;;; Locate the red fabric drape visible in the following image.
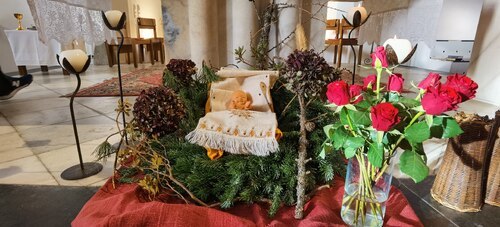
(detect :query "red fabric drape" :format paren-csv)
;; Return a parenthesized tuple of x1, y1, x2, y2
(73, 178, 422, 227)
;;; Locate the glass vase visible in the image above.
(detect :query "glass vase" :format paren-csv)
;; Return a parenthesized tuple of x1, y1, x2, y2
(341, 154, 394, 227)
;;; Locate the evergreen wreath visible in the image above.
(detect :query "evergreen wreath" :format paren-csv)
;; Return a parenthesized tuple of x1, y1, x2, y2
(108, 62, 344, 217)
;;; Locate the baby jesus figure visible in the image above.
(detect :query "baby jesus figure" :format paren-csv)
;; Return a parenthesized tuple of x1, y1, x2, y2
(228, 90, 252, 110)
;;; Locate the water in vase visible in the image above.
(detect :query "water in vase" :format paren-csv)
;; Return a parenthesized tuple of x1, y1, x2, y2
(341, 182, 389, 227)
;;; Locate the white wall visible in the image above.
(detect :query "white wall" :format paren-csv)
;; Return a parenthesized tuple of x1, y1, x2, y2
(467, 0, 500, 107)
(0, 0, 35, 73)
(126, 0, 164, 38)
(435, 0, 483, 41)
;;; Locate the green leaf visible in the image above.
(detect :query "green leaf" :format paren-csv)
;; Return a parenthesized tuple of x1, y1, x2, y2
(355, 100, 372, 110)
(344, 147, 357, 159)
(320, 142, 333, 159)
(430, 117, 444, 138)
(400, 150, 429, 183)
(399, 97, 420, 108)
(388, 92, 400, 103)
(340, 108, 349, 126)
(323, 124, 334, 139)
(368, 143, 384, 168)
(411, 105, 424, 112)
(377, 131, 384, 144)
(350, 111, 372, 127)
(388, 129, 402, 135)
(332, 128, 349, 149)
(340, 108, 371, 129)
(425, 114, 433, 127)
(325, 103, 337, 108)
(344, 104, 357, 111)
(405, 122, 430, 143)
(442, 118, 463, 138)
(430, 117, 464, 139)
(334, 105, 344, 113)
(411, 142, 427, 163)
(343, 137, 365, 150)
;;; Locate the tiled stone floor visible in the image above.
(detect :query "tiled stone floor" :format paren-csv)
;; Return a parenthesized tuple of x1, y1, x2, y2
(0, 63, 498, 226)
(0, 64, 146, 187)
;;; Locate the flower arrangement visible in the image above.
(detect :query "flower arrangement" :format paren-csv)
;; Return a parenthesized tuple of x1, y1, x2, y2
(322, 46, 478, 225)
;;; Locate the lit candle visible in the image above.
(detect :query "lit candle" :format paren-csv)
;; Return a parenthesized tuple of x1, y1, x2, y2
(383, 35, 413, 63)
(104, 10, 123, 28)
(59, 49, 89, 73)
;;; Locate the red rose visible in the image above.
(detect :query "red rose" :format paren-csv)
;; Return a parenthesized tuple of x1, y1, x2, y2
(371, 102, 401, 131)
(418, 72, 441, 90)
(363, 74, 377, 90)
(387, 73, 404, 93)
(349, 84, 364, 104)
(444, 74, 478, 101)
(326, 81, 350, 106)
(422, 85, 462, 115)
(371, 46, 389, 68)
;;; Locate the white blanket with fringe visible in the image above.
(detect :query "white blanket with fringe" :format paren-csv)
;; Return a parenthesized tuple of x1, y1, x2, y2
(185, 110, 279, 156)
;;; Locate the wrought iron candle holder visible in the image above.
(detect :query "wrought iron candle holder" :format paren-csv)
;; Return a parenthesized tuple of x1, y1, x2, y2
(383, 36, 418, 68)
(57, 50, 103, 180)
(343, 7, 371, 85)
(102, 10, 128, 145)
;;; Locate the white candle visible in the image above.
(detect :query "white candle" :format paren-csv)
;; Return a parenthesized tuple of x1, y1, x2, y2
(347, 6, 368, 24)
(59, 49, 88, 73)
(383, 35, 413, 63)
(105, 10, 123, 28)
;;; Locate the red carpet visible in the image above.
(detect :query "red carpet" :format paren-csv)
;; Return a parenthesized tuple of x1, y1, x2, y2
(67, 66, 164, 97)
(73, 177, 422, 227)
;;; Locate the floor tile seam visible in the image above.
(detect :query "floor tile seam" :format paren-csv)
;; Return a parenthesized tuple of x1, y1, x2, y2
(399, 181, 460, 227)
(10, 111, 103, 133)
(0, 153, 36, 164)
(0, 96, 67, 108)
(47, 169, 110, 187)
(75, 101, 121, 123)
(33, 153, 61, 186)
(15, 112, 115, 135)
(0, 113, 37, 157)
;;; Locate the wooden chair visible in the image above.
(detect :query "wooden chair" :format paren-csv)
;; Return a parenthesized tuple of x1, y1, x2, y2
(325, 19, 363, 68)
(104, 24, 140, 68)
(104, 37, 139, 68)
(136, 17, 165, 65)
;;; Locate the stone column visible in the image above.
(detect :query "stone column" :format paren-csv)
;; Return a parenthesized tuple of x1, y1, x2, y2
(276, 0, 299, 59)
(188, 0, 219, 67)
(231, 0, 257, 68)
(308, 0, 329, 52)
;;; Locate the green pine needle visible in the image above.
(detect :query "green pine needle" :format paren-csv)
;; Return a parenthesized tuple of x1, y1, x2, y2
(92, 141, 115, 163)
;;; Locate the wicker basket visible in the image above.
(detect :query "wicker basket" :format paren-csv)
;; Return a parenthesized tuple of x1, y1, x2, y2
(431, 113, 493, 212)
(485, 111, 500, 207)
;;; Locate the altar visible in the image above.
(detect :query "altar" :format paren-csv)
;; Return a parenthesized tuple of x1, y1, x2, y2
(4, 30, 61, 75)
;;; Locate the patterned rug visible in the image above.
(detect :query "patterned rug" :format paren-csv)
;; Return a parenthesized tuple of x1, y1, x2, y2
(67, 66, 164, 97)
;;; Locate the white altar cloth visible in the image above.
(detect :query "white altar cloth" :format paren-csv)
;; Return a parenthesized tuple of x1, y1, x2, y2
(4, 30, 61, 66)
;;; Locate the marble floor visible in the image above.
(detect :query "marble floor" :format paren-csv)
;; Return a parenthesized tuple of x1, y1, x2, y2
(0, 64, 149, 187)
(0, 64, 498, 188)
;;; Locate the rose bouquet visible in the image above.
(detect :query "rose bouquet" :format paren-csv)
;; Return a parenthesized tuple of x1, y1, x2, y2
(322, 46, 478, 226)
